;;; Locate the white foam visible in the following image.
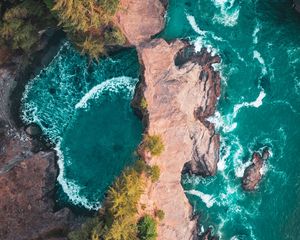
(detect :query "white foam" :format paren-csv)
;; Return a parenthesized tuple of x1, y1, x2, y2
(185, 190, 216, 208)
(55, 142, 101, 210)
(253, 50, 267, 75)
(232, 90, 266, 118)
(75, 76, 137, 109)
(186, 14, 219, 56)
(211, 0, 240, 27)
(252, 22, 261, 44)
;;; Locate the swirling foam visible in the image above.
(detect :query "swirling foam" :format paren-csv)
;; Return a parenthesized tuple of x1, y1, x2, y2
(211, 0, 240, 27)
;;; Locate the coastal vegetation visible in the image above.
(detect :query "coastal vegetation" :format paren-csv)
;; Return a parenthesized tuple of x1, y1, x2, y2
(141, 134, 165, 156)
(0, 0, 125, 61)
(137, 215, 158, 240)
(68, 160, 160, 240)
(140, 97, 148, 110)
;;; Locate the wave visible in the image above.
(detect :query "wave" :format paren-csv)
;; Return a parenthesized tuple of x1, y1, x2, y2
(211, 0, 240, 27)
(185, 190, 216, 208)
(186, 14, 220, 56)
(253, 50, 267, 75)
(252, 21, 261, 44)
(55, 142, 101, 210)
(75, 77, 138, 109)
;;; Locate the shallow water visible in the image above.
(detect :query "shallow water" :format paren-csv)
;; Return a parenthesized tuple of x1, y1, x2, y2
(162, 0, 300, 239)
(22, 43, 142, 209)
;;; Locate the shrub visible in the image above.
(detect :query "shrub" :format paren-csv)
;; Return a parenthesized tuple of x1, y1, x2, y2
(134, 159, 147, 174)
(137, 215, 158, 240)
(155, 209, 165, 221)
(104, 26, 126, 46)
(148, 165, 160, 183)
(140, 97, 148, 110)
(68, 217, 99, 240)
(142, 134, 164, 156)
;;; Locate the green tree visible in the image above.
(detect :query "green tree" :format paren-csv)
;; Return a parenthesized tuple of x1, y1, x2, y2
(142, 134, 165, 156)
(137, 215, 158, 240)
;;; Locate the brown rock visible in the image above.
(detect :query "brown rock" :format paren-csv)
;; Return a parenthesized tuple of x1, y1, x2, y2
(0, 127, 76, 240)
(113, 0, 166, 45)
(134, 39, 220, 240)
(242, 148, 270, 191)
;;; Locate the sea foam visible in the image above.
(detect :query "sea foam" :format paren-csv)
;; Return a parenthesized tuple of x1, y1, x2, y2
(75, 77, 137, 109)
(185, 190, 216, 208)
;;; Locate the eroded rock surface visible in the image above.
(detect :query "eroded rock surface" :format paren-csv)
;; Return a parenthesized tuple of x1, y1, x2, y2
(0, 127, 75, 240)
(133, 39, 220, 240)
(242, 147, 270, 191)
(0, 29, 76, 240)
(114, 0, 166, 45)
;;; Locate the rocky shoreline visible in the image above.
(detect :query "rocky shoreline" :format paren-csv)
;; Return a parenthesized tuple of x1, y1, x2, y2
(116, 0, 220, 238)
(0, 0, 221, 239)
(0, 28, 81, 239)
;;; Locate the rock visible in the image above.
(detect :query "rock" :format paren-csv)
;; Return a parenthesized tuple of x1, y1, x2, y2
(242, 148, 270, 191)
(134, 39, 220, 240)
(113, 0, 166, 45)
(293, 0, 300, 12)
(0, 127, 76, 239)
(25, 123, 42, 137)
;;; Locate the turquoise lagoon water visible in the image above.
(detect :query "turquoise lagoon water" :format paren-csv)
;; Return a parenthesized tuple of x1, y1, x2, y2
(161, 0, 300, 239)
(22, 0, 300, 239)
(22, 43, 142, 209)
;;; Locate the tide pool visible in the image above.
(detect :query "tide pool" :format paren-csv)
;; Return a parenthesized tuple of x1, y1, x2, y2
(22, 43, 142, 209)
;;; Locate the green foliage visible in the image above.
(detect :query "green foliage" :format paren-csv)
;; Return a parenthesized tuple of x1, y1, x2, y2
(69, 167, 145, 240)
(148, 165, 160, 183)
(142, 135, 165, 156)
(140, 97, 148, 110)
(68, 217, 100, 240)
(137, 215, 158, 240)
(0, 0, 55, 53)
(155, 209, 165, 221)
(100, 0, 120, 15)
(104, 26, 126, 46)
(134, 159, 148, 174)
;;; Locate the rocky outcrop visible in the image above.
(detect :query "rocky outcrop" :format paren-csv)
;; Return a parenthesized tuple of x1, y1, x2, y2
(242, 147, 270, 191)
(0, 127, 76, 240)
(0, 29, 78, 239)
(114, 1, 220, 239)
(293, 0, 300, 12)
(133, 39, 220, 240)
(113, 0, 166, 46)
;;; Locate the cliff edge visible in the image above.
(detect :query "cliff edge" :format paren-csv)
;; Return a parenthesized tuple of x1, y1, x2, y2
(115, 1, 220, 239)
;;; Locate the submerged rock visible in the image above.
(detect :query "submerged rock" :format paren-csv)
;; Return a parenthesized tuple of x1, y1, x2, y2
(242, 147, 270, 191)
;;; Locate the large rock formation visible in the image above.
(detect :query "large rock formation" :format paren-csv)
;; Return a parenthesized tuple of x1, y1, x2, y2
(242, 147, 270, 191)
(115, 0, 220, 239)
(133, 39, 220, 240)
(113, 0, 167, 46)
(0, 29, 77, 239)
(0, 126, 76, 240)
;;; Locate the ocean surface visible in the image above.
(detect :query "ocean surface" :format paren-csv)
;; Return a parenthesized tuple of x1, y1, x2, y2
(161, 0, 300, 239)
(21, 0, 300, 239)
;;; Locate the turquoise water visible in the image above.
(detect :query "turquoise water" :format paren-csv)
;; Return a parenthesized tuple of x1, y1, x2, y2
(161, 0, 300, 239)
(22, 43, 142, 209)
(21, 0, 300, 239)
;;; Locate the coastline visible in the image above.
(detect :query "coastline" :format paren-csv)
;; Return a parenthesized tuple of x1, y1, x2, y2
(0, 0, 221, 239)
(115, 0, 221, 238)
